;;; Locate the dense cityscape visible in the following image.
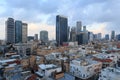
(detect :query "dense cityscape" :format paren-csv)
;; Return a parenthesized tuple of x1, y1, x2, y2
(0, 15, 120, 80)
(0, 0, 120, 80)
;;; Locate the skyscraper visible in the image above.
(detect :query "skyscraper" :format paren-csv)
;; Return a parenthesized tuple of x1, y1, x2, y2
(77, 32, 88, 45)
(6, 18, 28, 44)
(34, 34, 38, 41)
(76, 21, 82, 34)
(116, 34, 120, 41)
(88, 32, 94, 41)
(15, 20, 22, 43)
(105, 34, 109, 40)
(56, 15, 68, 45)
(40, 30, 48, 42)
(27, 36, 34, 41)
(93, 34, 98, 40)
(67, 26, 70, 41)
(5, 18, 15, 44)
(83, 26, 86, 32)
(22, 23, 28, 43)
(97, 33, 102, 40)
(70, 27, 76, 42)
(76, 26, 88, 45)
(111, 30, 115, 40)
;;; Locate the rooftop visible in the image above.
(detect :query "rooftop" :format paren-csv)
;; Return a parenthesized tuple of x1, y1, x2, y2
(93, 57, 113, 63)
(71, 58, 100, 66)
(99, 67, 120, 79)
(26, 74, 37, 80)
(38, 64, 58, 70)
(0, 59, 16, 63)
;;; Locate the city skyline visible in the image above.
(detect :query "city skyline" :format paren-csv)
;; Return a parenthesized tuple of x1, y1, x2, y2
(0, 0, 120, 40)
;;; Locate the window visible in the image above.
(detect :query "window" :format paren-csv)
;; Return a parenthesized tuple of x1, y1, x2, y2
(77, 68, 78, 71)
(83, 74, 85, 78)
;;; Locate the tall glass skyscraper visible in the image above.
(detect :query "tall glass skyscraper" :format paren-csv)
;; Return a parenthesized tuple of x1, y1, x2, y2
(105, 34, 109, 40)
(77, 32, 88, 45)
(111, 30, 115, 40)
(6, 18, 27, 44)
(5, 18, 15, 44)
(15, 20, 22, 43)
(34, 34, 38, 41)
(40, 30, 48, 42)
(56, 15, 68, 45)
(76, 21, 82, 34)
(70, 27, 76, 41)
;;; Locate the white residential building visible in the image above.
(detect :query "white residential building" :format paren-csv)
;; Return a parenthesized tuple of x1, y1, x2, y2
(36, 64, 62, 78)
(98, 67, 120, 80)
(93, 53, 120, 68)
(70, 59, 102, 79)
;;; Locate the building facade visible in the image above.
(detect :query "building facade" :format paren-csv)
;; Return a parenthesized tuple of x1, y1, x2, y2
(40, 30, 48, 42)
(98, 67, 120, 80)
(70, 59, 102, 79)
(56, 15, 68, 45)
(27, 36, 34, 41)
(37, 64, 62, 77)
(5, 18, 15, 44)
(15, 20, 22, 43)
(77, 31, 88, 45)
(76, 21, 82, 34)
(105, 34, 109, 40)
(88, 32, 94, 42)
(70, 27, 76, 42)
(83, 26, 86, 32)
(6, 18, 28, 44)
(111, 30, 115, 40)
(97, 33, 102, 40)
(116, 34, 120, 41)
(34, 34, 38, 41)
(22, 23, 27, 43)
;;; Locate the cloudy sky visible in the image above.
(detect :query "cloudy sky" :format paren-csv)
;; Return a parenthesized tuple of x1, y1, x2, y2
(0, 0, 120, 40)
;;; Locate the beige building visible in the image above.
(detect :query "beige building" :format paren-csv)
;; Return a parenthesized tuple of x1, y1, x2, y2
(21, 58, 29, 69)
(22, 23, 28, 43)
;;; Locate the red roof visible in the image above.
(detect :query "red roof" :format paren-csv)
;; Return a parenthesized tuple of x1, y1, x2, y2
(7, 60, 21, 65)
(117, 44, 120, 48)
(26, 74, 37, 80)
(93, 58, 113, 63)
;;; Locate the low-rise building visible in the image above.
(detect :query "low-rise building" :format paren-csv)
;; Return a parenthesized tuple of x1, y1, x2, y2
(36, 64, 62, 78)
(98, 67, 120, 80)
(93, 53, 119, 68)
(14, 42, 38, 56)
(5, 52, 17, 58)
(21, 58, 29, 69)
(36, 56, 44, 65)
(70, 59, 102, 79)
(45, 52, 62, 61)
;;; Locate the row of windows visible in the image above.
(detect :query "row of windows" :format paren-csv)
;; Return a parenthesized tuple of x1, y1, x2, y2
(70, 66, 90, 78)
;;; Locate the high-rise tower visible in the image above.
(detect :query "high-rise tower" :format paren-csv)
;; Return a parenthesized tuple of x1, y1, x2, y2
(56, 15, 68, 45)
(5, 18, 15, 44)
(15, 20, 22, 43)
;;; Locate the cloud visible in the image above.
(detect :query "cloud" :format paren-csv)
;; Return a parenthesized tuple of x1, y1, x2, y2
(0, 0, 120, 40)
(28, 23, 55, 40)
(87, 22, 108, 36)
(5, 0, 60, 13)
(0, 18, 6, 40)
(0, 0, 61, 23)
